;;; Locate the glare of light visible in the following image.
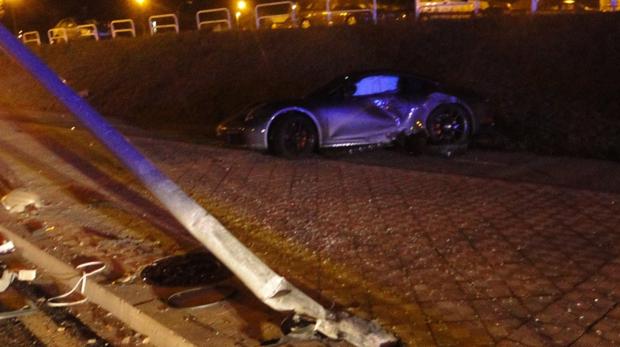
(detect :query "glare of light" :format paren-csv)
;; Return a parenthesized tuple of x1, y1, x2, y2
(235, 11, 241, 19)
(134, 0, 147, 6)
(292, 4, 297, 10)
(563, 0, 574, 3)
(237, 0, 247, 10)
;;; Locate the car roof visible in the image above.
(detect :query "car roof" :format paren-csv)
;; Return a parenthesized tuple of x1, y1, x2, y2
(342, 70, 440, 85)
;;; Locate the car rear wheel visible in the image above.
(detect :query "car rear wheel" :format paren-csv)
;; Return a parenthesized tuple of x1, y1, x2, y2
(269, 114, 317, 159)
(426, 104, 471, 156)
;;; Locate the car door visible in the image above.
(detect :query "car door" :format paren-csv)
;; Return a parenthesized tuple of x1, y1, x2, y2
(322, 74, 404, 143)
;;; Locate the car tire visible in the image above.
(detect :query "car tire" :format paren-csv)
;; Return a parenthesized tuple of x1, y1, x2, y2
(426, 104, 471, 157)
(269, 114, 317, 159)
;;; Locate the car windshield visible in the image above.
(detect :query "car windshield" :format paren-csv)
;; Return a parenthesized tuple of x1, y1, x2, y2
(352, 75, 399, 96)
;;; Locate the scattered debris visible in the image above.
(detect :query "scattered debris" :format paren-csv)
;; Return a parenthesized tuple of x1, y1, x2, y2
(24, 219, 45, 233)
(0, 234, 15, 255)
(0, 299, 38, 320)
(0, 262, 37, 293)
(261, 314, 320, 346)
(47, 261, 106, 307)
(166, 285, 236, 309)
(1, 189, 43, 213)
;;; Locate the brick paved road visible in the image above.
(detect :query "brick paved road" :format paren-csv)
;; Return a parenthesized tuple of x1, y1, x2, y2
(136, 139, 620, 346)
(1, 110, 619, 346)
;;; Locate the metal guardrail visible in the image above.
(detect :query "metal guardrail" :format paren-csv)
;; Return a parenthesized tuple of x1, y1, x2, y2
(21, 31, 41, 46)
(110, 19, 136, 38)
(77, 24, 99, 41)
(255, 1, 297, 29)
(148, 14, 179, 35)
(196, 8, 232, 30)
(47, 28, 68, 44)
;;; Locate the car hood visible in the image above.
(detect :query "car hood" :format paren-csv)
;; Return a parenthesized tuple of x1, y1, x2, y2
(220, 99, 307, 125)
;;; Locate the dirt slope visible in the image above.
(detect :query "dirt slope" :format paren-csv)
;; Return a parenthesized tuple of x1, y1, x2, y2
(1, 14, 619, 159)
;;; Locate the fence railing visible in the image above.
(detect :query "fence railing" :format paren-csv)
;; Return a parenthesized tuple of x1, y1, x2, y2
(148, 14, 179, 35)
(110, 19, 136, 38)
(19, 4, 619, 46)
(196, 8, 233, 30)
(77, 24, 100, 41)
(21, 31, 41, 46)
(255, 1, 297, 29)
(47, 28, 68, 44)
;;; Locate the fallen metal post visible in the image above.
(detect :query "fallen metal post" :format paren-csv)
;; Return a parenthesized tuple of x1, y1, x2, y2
(0, 24, 398, 347)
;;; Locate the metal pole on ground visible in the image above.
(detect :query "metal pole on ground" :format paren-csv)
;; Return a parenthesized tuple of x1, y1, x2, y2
(0, 23, 398, 347)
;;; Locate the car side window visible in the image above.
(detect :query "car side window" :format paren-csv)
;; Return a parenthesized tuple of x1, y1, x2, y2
(352, 75, 400, 97)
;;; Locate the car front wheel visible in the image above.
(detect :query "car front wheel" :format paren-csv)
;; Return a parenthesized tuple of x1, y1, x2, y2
(269, 114, 317, 159)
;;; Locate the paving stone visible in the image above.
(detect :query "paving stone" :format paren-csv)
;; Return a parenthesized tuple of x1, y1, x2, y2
(3, 113, 620, 347)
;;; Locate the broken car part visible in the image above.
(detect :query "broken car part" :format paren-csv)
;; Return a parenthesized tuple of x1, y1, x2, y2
(1, 189, 43, 213)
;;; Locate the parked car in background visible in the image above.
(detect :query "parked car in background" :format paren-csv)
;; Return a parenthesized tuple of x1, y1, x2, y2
(217, 71, 493, 158)
(297, 0, 376, 28)
(48, 18, 110, 42)
(418, 0, 490, 17)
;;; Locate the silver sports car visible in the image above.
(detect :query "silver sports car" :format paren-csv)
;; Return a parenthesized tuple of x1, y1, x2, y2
(217, 71, 493, 158)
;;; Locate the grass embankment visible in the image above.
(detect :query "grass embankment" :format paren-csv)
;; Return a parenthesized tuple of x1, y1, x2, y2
(1, 14, 619, 159)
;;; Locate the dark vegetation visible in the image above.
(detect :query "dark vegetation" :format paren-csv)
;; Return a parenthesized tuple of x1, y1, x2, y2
(1, 13, 619, 160)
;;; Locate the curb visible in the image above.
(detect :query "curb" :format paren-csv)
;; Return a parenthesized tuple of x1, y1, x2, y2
(0, 225, 197, 347)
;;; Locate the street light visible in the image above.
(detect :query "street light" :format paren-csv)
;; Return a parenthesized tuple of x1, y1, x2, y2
(131, 0, 148, 35)
(235, 1, 248, 29)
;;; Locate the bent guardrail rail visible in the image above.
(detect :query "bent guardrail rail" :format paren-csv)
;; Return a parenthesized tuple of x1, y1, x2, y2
(110, 19, 136, 38)
(0, 23, 398, 347)
(196, 8, 232, 30)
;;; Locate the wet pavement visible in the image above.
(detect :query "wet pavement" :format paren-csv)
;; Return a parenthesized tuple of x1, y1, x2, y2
(1, 108, 620, 346)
